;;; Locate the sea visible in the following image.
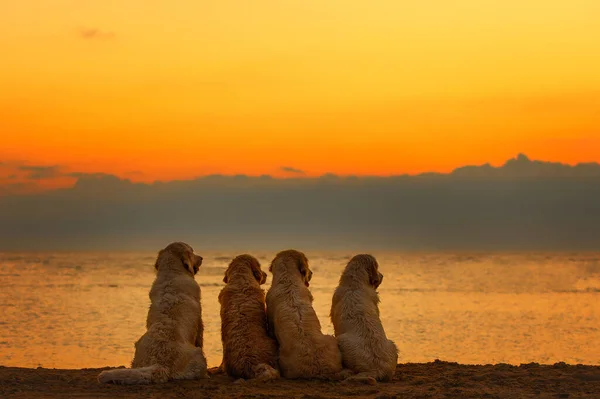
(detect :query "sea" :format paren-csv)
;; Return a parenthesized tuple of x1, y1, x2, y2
(0, 251, 598, 369)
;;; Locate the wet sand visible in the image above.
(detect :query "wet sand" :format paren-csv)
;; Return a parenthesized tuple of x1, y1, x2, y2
(1, 361, 599, 399)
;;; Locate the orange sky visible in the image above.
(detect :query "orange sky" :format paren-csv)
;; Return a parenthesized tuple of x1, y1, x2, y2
(1, 0, 599, 183)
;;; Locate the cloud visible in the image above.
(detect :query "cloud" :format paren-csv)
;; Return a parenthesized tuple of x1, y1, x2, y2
(79, 28, 116, 40)
(0, 162, 75, 194)
(280, 166, 305, 175)
(1, 154, 600, 251)
(18, 165, 62, 180)
(452, 153, 600, 178)
(0, 161, 145, 195)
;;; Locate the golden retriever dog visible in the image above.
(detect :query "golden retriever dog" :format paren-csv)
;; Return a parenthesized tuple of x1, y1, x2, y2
(266, 249, 345, 379)
(98, 242, 208, 384)
(218, 254, 279, 382)
(330, 254, 398, 384)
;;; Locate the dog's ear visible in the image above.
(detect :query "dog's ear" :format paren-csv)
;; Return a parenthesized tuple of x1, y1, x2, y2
(251, 267, 262, 284)
(192, 253, 203, 275)
(367, 257, 382, 288)
(179, 247, 196, 275)
(154, 249, 165, 271)
(297, 257, 306, 277)
(247, 257, 266, 284)
(297, 255, 311, 287)
(251, 260, 265, 284)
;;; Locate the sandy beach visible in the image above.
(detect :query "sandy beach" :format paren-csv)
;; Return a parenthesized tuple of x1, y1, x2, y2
(1, 361, 599, 399)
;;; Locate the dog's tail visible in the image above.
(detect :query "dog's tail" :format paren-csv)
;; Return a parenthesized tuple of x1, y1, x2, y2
(252, 363, 280, 381)
(342, 371, 378, 385)
(98, 364, 169, 385)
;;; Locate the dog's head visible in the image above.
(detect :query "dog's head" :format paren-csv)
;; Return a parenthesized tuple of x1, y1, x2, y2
(345, 254, 383, 289)
(155, 242, 203, 276)
(223, 254, 266, 285)
(270, 249, 312, 287)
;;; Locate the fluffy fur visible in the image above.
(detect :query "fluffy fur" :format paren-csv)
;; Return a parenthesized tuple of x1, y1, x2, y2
(218, 254, 279, 381)
(330, 254, 398, 384)
(98, 242, 208, 384)
(266, 250, 345, 379)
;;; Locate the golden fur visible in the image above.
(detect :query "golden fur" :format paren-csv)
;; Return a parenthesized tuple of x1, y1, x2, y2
(330, 254, 398, 384)
(98, 242, 208, 384)
(266, 250, 345, 379)
(218, 254, 279, 381)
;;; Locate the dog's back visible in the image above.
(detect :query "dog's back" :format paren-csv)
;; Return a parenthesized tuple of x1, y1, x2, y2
(267, 283, 343, 379)
(220, 284, 279, 380)
(132, 271, 201, 368)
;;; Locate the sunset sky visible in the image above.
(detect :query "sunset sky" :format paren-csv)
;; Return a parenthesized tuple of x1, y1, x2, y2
(1, 0, 599, 186)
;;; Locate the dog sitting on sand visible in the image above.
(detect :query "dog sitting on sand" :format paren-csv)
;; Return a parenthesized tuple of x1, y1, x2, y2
(218, 254, 279, 381)
(266, 250, 346, 379)
(330, 254, 398, 384)
(98, 242, 208, 384)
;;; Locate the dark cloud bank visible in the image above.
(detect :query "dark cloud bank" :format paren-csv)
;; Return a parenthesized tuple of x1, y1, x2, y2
(1, 154, 599, 251)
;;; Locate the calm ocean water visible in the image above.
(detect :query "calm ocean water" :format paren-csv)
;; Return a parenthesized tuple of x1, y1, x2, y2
(0, 251, 599, 369)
